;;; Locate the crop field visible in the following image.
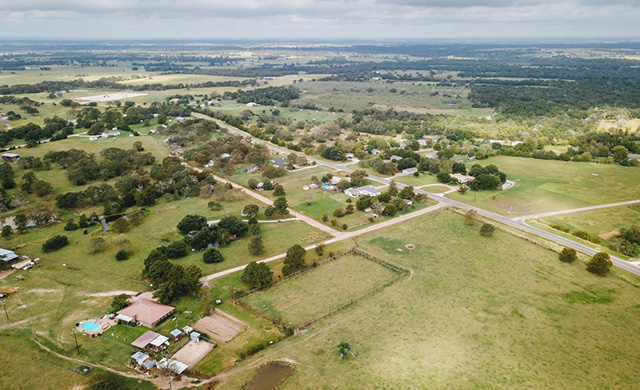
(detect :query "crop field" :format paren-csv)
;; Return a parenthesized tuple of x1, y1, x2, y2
(447, 156, 640, 215)
(220, 210, 640, 389)
(242, 253, 400, 327)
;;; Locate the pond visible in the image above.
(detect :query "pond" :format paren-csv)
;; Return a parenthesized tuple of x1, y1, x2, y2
(244, 362, 295, 390)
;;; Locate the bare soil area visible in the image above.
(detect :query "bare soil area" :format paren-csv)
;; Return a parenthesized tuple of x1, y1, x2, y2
(193, 309, 249, 343)
(171, 340, 215, 368)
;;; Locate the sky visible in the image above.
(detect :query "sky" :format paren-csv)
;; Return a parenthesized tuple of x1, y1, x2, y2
(1, 0, 639, 40)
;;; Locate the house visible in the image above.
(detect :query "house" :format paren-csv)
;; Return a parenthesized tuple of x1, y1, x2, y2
(208, 99, 220, 106)
(418, 139, 427, 146)
(403, 199, 413, 205)
(0, 248, 19, 263)
(488, 139, 507, 146)
(272, 158, 285, 167)
(169, 98, 180, 104)
(628, 153, 640, 161)
(117, 297, 175, 328)
(511, 141, 523, 146)
(329, 177, 342, 185)
(170, 329, 183, 341)
(131, 331, 170, 351)
(131, 351, 156, 370)
(104, 131, 120, 138)
(451, 173, 474, 184)
(389, 155, 403, 162)
(246, 102, 260, 107)
(157, 358, 188, 375)
(2, 153, 20, 162)
(370, 149, 381, 155)
(220, 153, 232, 159)
(344, 185, 382, 197)
(345, 153, 355, 159)
(175, 116, 186, 122)
(402, 167, 418, 175)
(245, 165, 259, 173)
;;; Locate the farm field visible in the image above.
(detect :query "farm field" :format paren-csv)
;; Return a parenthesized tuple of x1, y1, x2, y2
(220, 210, 640, 389)
(448, 156, 640, 215)
(242, 253, 400, 327)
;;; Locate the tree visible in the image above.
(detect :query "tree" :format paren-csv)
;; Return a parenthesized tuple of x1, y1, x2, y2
(464, 210, 477, 226)
(166, 241, 188, 259)
(612, 145, 629, 164)
(282, 244, 306, 275)
(559, 248, 577, 263)
(111, 217, 130, 233)
(248, 235, 265, 255)
(133, 141, 144, 151)
(33, 180, 53, 197)
(42, 235, 69, 252)
(480, 223, 495, 237)
(242, 204, 260, 218)
(115, 249, 129, 261)
(203, 248, 224, 264)
(110, 294, 130, 312)
(14, 214, 27, 233)
(1, 225, 12, 239)
(437, 148, 454, 160)
(587, 252, 613, 275)
(399, 185, 415, 200)
(64, 218, 79, 231)
(241, 261, 273, 288)
(0, 163, 15, 189)
(437, 172, 452, 184)
(273, 197, 289, 216)
(26, 203, 56, 226)
(338, 342, 355, 359)
(274, 185, 286, 196)
(264, 206, 276, 217)
(88, 237, 107, 253)
(177, 214, 208, 234)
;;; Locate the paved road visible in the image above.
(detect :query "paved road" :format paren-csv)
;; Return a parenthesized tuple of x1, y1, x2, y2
(192, 112, 640, 277)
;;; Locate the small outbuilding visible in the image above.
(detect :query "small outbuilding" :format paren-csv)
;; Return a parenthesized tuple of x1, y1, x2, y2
(170, 329, 183, 341)
(190, 331, 201, 343)
(0, 248, 19, 263)
(1, 153, 20, 162)
(402, 167, 418, 175)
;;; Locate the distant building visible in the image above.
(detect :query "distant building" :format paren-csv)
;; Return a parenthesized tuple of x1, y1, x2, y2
(175, 116, 186, 122)
(131, 331, 170, 352)
(157, 358, 188, 375)
(1, 153, 20, 162)
(0, 248, 19, 263)
(117, 297, 174, 328)
(502, 180, 516, 190)
(245, 165, 259, 173)
(511, 141, 523, 146)
(628, 153, 640, 161)
(169, 98, 180, 104)
(370, 149, 381, 155)
(131, 351, 156, 370)
(451, 173, 474, 184)
(402, 167, 418, 175)
(344, 185, 382, 198)
(220, 153, 232, 159)
(389, 155, 403, 161)
(246, 102, 260, 107)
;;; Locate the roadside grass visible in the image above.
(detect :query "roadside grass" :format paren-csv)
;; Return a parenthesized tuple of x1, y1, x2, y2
(242, 253, 399, 327)
(218, 210, 640, 389)
(447, 156, 640, 215)
(418, 184, 452, 193)
(395, 172, 440, 187)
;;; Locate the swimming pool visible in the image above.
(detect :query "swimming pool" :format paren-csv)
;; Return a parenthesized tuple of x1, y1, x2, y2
(82, 321, 103, 331)
(321, 185, 331, 189)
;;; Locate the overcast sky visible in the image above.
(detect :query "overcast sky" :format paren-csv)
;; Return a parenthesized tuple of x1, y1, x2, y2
(1, 0, 639, 40)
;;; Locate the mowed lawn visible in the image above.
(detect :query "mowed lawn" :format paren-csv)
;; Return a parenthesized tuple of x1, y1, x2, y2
(448, 156, 640, 215)
(242, 254, 399, 326)
(220, 210, 640, 389)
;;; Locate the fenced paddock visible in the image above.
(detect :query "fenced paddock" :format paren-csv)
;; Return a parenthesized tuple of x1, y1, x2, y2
(240, 248, 410, 328)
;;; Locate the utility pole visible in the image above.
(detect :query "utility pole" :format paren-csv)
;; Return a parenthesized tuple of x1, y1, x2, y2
(2, 301, 9, 322)
(73, 328, 80, 355)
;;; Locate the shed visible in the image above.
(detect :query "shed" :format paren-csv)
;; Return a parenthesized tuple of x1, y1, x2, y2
(2, 153, 20, 162)
(150, 335, 169, 349)
(402, 167, 418, 175)
(190, 331, 201, 343)
(131, 331, 163, 350)
(182, 325, 193, 335)
(0, 248, 19, 263)
(157, 358, 188, 375)
(170, 329, 183, 340)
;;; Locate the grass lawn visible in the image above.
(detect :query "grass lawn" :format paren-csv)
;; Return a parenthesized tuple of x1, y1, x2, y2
(447, 156, 640, 215)
(242, 253, 399, 327)
(395, 172, 440, 187)
(219, 210, 640, 389)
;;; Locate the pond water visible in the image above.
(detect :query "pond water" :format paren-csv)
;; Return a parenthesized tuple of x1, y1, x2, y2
(243, 362, 295, 390)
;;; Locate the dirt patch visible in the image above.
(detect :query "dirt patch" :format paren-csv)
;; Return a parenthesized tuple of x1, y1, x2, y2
(171, 340, 215, 368)
(599, 229, 620, 240)
(89, 290, 137, 297)
(76, 92, 148, 102)
(193, 309, 249, 343)
(0, 269, 15, 280)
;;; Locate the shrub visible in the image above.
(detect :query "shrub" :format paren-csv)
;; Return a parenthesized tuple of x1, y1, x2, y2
(166, 241, 188, 259)
(42, 235, 69, 252)
(559, 247, 577, 263)
(203, 248, 224, 263)
(177, 214, 208, 234)
(551, 224, 571, 233)
(115, 249, 129, 261)
(64, 219, 79, 231)
(587, 252, 613, 275)
(480, 223, 495, 237)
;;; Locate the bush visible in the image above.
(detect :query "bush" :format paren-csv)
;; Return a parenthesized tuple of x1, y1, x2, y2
(551, 224, 571, 233)
(42, 235, 69, 252)
(64, 219, 79, 231)
(559, 247, 577, 263)
(480, 223, 495, 237)
(587, 252, 613, 275)
(115, 249, 129, 261)
(203, 248, 224, 263)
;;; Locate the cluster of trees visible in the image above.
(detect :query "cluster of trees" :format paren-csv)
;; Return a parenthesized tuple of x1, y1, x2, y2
(178, 214, 249, 252)
(0, 116, 73, 147)
(223, 86, 300, 106)
(142, 247, 203, 304)
(610, 226, 640, 256)
(559, 247, 613, 276)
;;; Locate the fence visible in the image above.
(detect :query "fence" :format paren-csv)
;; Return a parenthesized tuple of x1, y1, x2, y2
(237, 247, 411, 330)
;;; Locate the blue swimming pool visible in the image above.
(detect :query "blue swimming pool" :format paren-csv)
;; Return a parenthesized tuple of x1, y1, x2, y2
(322, 185, 331, 189)
(82, 321, 103, 331)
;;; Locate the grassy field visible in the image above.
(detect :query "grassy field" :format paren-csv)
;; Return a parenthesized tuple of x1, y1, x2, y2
(219, 210, 640, 389)
(395, 172, 440, 187)
(242, 253, 399, 327)
(448, 156, 640, 215)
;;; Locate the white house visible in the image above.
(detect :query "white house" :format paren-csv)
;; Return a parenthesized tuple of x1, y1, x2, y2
(344, 185, 382, 197)
(402, 167, 418, 175)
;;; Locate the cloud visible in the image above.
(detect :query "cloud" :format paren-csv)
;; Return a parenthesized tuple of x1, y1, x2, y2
(0, 0, 638, 39)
